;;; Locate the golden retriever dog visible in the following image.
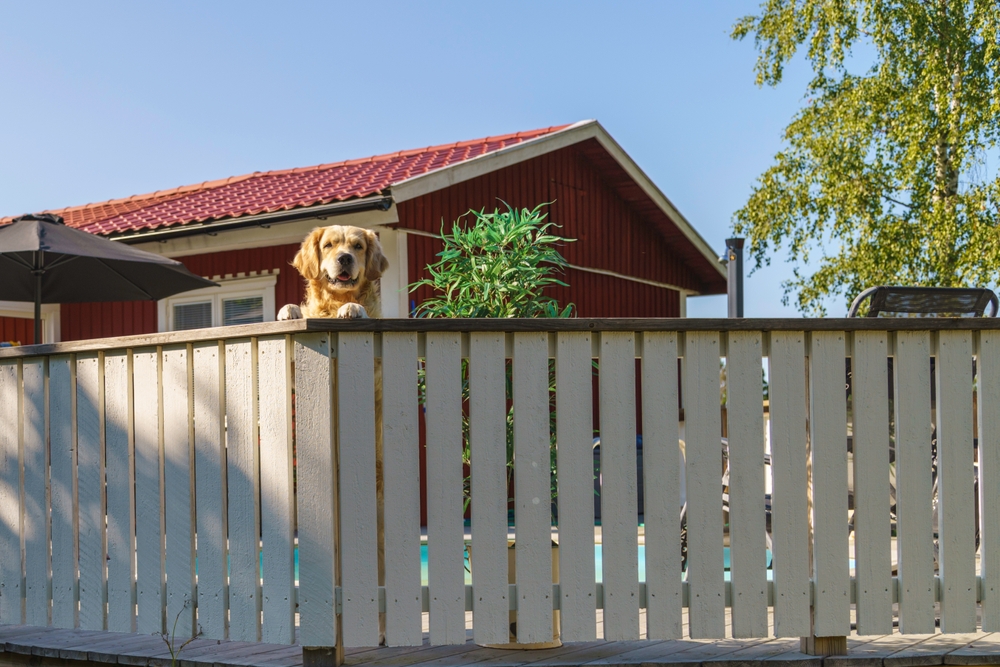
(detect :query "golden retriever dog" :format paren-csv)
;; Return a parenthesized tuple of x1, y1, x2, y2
(278, 224, 389, 645)
(277, 225, 388, 320)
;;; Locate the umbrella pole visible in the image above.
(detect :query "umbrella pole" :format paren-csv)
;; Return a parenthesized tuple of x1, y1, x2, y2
(33, 250, 43, 345)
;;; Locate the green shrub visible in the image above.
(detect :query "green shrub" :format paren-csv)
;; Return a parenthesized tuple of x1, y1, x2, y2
(410, 203, 574, 518)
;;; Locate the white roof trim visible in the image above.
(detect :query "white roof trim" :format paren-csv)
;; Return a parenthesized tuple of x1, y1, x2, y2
(390, 120, 725, 279)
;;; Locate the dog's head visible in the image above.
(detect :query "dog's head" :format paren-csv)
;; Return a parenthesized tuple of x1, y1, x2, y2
(292, 225, 389, 294)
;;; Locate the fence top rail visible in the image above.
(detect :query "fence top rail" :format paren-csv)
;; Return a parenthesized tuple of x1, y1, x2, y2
(2, 316, 999, 359)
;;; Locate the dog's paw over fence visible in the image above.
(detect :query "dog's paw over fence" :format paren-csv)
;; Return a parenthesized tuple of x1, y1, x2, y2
(1, 318, 999, 665)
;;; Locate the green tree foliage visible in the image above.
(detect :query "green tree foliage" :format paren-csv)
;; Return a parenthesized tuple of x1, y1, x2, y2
(732, 1, 1000, 314)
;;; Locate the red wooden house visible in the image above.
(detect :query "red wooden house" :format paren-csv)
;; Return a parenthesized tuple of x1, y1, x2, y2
(0, 120, 725, 344)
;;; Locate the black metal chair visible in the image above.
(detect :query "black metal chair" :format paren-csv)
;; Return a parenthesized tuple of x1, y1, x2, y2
(847, 285, 997, 570)
(847, 285, 998, 318)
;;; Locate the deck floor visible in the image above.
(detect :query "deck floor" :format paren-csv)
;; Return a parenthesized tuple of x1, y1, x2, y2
(4, 622, 1000, 667)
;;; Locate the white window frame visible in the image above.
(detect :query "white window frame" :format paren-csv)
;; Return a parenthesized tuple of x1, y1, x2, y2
(157, 274, 277, 332)
(0, 300, 61, 343)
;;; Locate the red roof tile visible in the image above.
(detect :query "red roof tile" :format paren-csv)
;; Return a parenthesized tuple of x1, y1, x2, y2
(4, 126, 570, 236)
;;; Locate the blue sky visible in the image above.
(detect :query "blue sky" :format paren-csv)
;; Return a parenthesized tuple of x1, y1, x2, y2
(0, 1, 827, 317)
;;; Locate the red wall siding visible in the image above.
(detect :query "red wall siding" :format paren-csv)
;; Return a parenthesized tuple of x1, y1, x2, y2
(400, 143, 705, 317)
(0, 316, 34, 345)
(60, 243, 304, 342)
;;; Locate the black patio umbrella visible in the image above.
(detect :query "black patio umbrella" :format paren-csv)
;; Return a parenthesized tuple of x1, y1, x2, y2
(0, 213, 217, 344)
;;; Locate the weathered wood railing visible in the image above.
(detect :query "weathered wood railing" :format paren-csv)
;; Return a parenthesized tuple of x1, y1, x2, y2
(1, 319, 998, 660)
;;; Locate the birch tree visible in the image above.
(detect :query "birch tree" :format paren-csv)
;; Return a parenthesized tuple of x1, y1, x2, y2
(732, 0, 1000, 314)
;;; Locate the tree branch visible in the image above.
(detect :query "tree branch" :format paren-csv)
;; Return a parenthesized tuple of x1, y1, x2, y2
(881, 194, 914, 209)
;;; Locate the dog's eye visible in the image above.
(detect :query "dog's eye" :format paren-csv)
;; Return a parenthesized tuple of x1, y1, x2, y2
(323, 242, 333, 249)
(354, 243, 363, 250)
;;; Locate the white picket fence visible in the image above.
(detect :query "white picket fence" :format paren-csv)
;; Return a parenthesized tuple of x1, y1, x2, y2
(0, 320, 998, 651)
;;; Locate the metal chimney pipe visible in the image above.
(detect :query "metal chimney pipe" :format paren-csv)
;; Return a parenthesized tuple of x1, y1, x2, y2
(726, 238, 745, 318)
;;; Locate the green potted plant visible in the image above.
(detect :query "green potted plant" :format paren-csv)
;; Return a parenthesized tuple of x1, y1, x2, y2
(411, 202, 573, 647)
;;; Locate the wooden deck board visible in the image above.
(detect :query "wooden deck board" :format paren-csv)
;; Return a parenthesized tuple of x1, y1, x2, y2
(8, 624, 1000, 667)
(345, 643, 482, 667)
(944, 633, 1000, 665)
(883, 632, 989, 667)
(826, 634, 943, 667)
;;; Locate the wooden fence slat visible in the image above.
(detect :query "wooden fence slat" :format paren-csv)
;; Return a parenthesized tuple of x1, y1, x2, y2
(104, 351, 134, 633)
(893, 332, 935, 634)
(512, 332, 553, 644)
(0, 359, 22, 625)
(337, 332, 379, 646)
(134, 349, 163, 635)
(23, 358, 48, 628)
(193, 342, 226, 640)
(767, 331, 810, 638)
(980, 331, 1000, 631)
(294, 333, 338, 649)
(424, 332, 466, 644)
(556, 332, 597, 642)
(726, 331, 767, 638)
(640, 332, 681, 639)
(468, 332, 509, 646)
(381, 333, 422, 646)
(225, 339, 261, 642)
(599, 331, 640, 641)
(257, 337, 295, 645)
(76, 354, 104, 631)
(851, 331, 892, 635)
(162, 345, 195, 639)
(682, 331, 725, 639)
(49, 355, 76, 629)
(935, 331, 977, 632)
(808, 332, 850, 637)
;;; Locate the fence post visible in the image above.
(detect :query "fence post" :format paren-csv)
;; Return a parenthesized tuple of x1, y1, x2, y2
(294, 333, 343, 667)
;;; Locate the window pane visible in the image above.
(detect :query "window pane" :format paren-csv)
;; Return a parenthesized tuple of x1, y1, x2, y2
(173, 302, 212, 331)
(223, 296, 263, 326)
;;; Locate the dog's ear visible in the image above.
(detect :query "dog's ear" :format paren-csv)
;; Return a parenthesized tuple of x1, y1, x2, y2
(293, 227, 325, 280)
(365, 229, 389, 281)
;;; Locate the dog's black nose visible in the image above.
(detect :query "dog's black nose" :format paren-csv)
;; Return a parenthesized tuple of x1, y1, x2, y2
(337, 253, 353, 267)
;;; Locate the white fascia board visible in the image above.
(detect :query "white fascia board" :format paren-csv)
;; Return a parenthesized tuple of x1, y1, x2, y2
(127, 204, 400, 259)
(391, 120, 725, 280)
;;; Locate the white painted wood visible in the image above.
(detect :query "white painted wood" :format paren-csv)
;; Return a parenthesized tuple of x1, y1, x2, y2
(468, 332, 509, 645)
(893, 332, 935, 634)
(133, 349, 163, 635)
(979, 331, 1000, 631)
(726, 332, 768, 638)
(935, 330, 977, 632)
(851, 331, 893, 635)
(381, 333, 422, 646)
(193, 342, 226, 640)
(336, 332, 380, 646)
(640, 332, 681, 639)
(224, 339, 261, 642)
(293, 333, 337, 648)
(599, 332, 640, 641)
(556, 332, 597, 642)
(807, 332, 850, 637)
(682, 332, 725, 639)
(423, 332, 466, 644)
(257, 336, 295, 644)
(104, 351, 134, 633)
(512, 332, 553, 643)
(0, 359, 22, 625)
(767, 331, 810, 638)
(75, 354, 104, 631)
(22, 358, 47, 628)
(49, 355, 76, 629)
(162, 345, 195, 638)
